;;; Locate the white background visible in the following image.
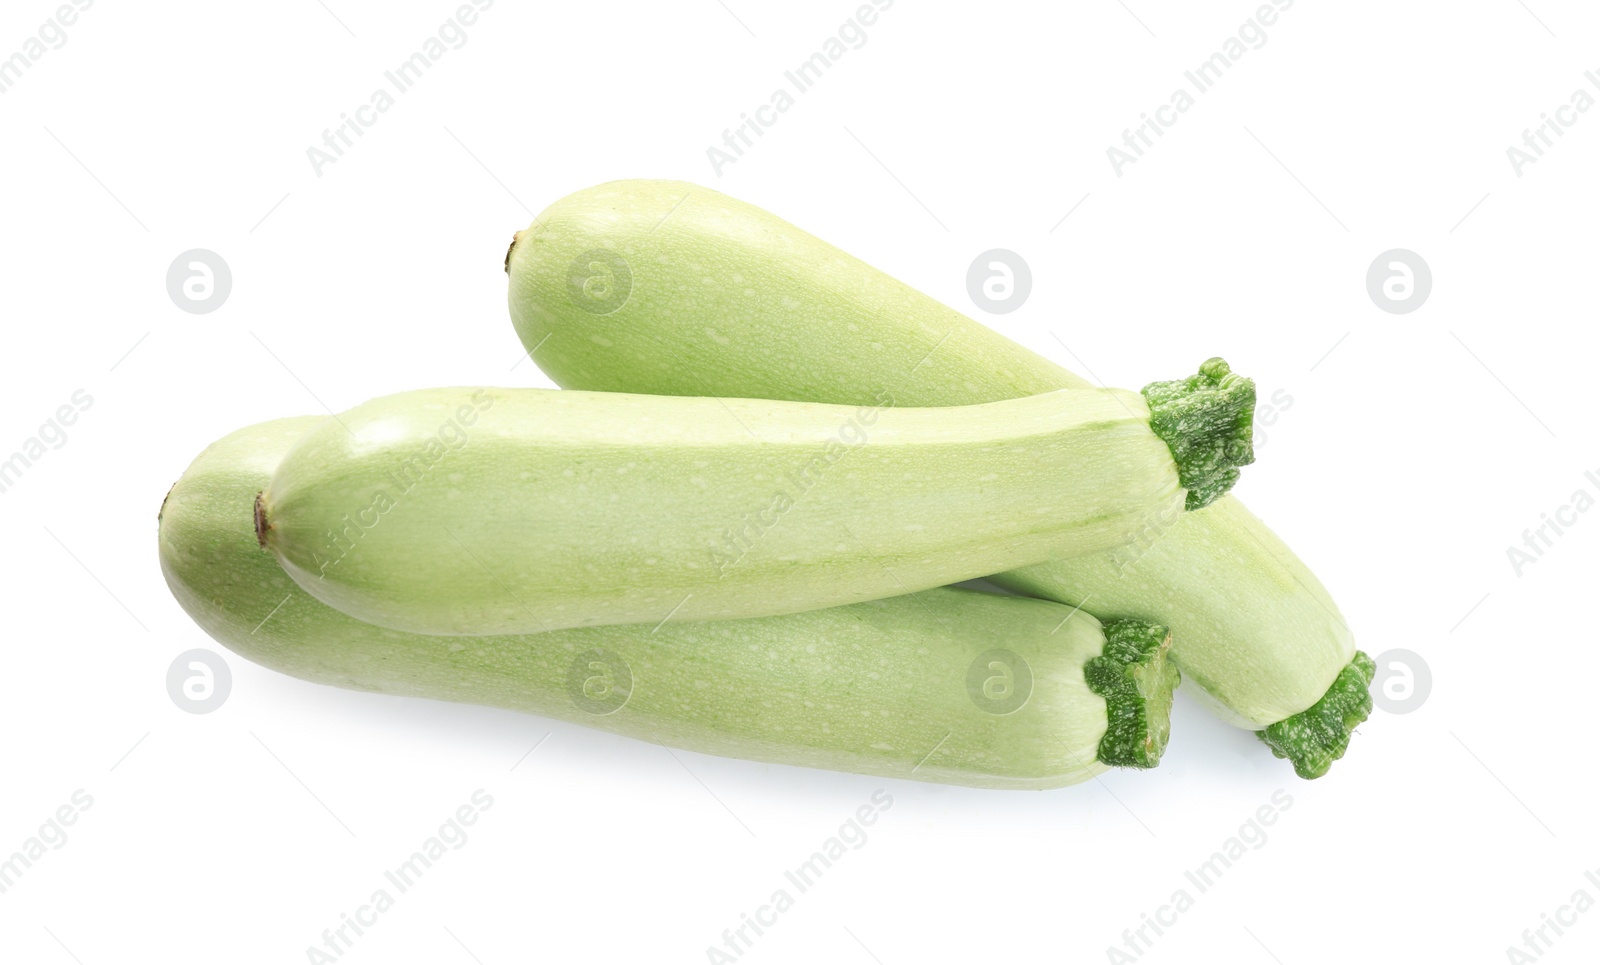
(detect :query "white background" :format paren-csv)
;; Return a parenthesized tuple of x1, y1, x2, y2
(2, 1, 1596, 962)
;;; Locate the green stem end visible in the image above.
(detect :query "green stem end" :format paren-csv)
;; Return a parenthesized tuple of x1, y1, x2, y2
(1141, 357, 1257, 510)
(1085, 620, 1179, 769)
(1257, 651, 1376, 779)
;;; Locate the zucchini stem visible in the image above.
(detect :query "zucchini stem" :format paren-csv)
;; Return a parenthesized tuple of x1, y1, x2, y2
(504, 230, 523, 274)
(253, 492, 270, 549)
(1257, 651, 1376, 779)
(1085, 621, 1178, 768)
(1141, 357, 1257, 510)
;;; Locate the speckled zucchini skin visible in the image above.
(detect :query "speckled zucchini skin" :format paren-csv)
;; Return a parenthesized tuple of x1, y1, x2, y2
(506, 180, 1367, 774)
(257, 385, 1187, 636)
(161, 418, 1177, 788)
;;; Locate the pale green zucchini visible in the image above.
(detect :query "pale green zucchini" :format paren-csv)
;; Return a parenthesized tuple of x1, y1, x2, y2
(505, 179, 1372, 778)
(256, 376, 1250, 636)
(162, 418, 1179, 788)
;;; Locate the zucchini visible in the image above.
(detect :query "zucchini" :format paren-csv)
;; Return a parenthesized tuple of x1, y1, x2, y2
(256, 376, 1252, 636)
(161, 418, 1179, 787)
(505, 179, 1371, 778)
